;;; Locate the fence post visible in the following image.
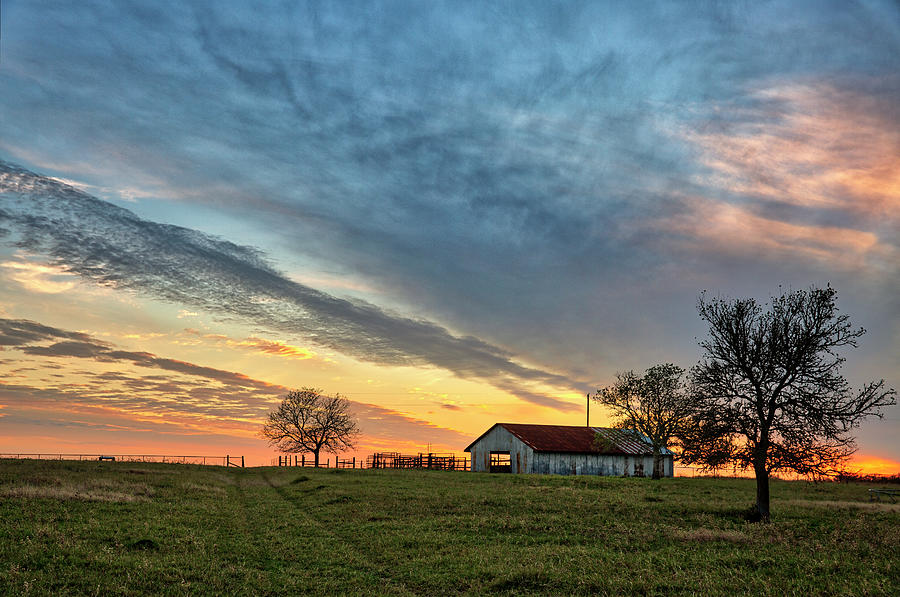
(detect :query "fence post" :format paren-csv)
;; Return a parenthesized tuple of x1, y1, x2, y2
(352, 457, 355, 469)
(302, 454, 305, 467)
(226, 455, 230, 467)
(241, 456, 244, 468)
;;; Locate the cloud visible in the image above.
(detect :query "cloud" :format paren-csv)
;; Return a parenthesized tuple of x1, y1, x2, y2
(1, 162, 580, 409)
(0, 316, 473, 447)
(1, 258, 77, 293)
(239, 337, 316, 360)
(665, 195, 888, 271)
(22, 340, 112, 360)
(2, 316, 285, 393)
(683, 78, 900, 220)
(0, 317, 98, 347)
(668, 77, 900, 274)
(181, 329, 317, 361)
(350, 402, 470, 446)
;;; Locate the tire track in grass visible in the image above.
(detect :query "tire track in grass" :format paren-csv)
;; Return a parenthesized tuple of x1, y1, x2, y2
(223, 468, 351, 592)
(218, 467, 272, 589)
(259, 469, 413, 595)
(210, 467, 313, 591)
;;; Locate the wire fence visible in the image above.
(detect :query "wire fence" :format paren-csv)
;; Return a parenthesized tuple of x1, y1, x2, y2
(0, 453, 244, 466)
(675, 466, 900, 483)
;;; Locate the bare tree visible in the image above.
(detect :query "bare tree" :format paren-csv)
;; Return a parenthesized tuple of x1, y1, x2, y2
(594, 364, 692, 479)
(681, 286, 895, 522)
(260, 388, 360, 466)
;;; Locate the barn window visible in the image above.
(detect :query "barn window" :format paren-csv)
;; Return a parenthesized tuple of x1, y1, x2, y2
(490, 451, 511, 473)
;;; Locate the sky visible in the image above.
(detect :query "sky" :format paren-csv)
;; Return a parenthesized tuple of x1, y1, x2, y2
(1, 1, 898, 471)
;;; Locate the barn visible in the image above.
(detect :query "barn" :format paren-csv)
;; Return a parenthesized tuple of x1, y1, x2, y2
(464, 423, 674, 477)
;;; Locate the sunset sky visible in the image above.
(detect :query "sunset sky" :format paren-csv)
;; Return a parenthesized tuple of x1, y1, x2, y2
(1, 1, 898, 470)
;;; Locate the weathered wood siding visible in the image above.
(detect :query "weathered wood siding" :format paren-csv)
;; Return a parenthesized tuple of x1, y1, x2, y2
(520, 452, 673, 476)
(468, 425, 534, 473)
(468, 425, 675, 476)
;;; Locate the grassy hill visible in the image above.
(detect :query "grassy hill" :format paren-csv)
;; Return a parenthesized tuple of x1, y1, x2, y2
(0, 459, 897, 595)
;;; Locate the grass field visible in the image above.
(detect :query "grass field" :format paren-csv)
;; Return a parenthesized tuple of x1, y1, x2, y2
(0, 459, 897, 595)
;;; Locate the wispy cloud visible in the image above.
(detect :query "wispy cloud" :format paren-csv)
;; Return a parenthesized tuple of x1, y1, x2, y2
(666, 194, 887, 271)
(676, 77, 900, 271)
(0, 317, 97, 347)
(181, 328, 317, 361)
(687, 80, 900, 214)
(1, 258, 77, 294)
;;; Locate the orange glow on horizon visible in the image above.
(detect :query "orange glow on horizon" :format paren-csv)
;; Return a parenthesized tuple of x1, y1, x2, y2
(848, 455, 900, 476)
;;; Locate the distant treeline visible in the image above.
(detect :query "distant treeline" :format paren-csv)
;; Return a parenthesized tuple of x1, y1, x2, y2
(834, 471, 900, 484)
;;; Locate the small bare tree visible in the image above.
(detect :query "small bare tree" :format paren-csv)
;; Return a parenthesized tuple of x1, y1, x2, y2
(681, 286, 895, 522)
(594, 364, 692, 479)
(260, 388, 360, 466)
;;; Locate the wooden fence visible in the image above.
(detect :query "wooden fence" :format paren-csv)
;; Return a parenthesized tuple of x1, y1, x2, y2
(0, 453, 244, 467)
(367, 452, 469, 471)
(272, 454, 342, 467)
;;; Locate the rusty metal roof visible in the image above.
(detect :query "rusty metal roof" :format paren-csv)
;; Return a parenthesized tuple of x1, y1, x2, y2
(464, 423, 672, 455)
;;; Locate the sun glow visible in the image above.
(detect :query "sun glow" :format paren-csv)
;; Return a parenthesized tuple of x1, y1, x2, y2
(850, 456, 900, 476)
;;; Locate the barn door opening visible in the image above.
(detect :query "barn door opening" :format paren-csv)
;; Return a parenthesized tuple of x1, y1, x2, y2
(490, 451, 511, 473)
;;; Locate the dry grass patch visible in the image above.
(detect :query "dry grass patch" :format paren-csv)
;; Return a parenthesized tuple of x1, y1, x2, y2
(785, 499, 900, 512)
(123, 468, 167, 475)
(672, 527, 751, 544)
(180, 481, 227, 496)
(0, 480, 153, 503)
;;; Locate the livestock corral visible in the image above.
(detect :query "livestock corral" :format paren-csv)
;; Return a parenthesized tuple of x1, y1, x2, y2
(272, 452, 469, 471)
(366, 452, 469, 470)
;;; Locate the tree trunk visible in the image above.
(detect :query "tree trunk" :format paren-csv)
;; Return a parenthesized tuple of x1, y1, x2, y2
(313, 449, 320, 467)
(652, 448, 662, 480)
(754, 463, 771, 523)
